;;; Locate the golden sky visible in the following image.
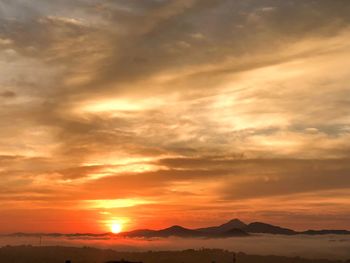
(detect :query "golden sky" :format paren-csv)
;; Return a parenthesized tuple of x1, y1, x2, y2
(1, 0, 350, 233)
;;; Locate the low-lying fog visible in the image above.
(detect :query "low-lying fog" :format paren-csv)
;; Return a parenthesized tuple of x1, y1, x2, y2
(1, 234, 349, 260)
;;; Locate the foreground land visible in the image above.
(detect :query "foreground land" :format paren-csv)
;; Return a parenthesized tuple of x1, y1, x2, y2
(0, 246, 348, 263)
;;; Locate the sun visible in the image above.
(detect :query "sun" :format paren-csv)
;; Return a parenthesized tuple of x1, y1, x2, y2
(106, 218, 128, 234)
(111, 223, 122, 234)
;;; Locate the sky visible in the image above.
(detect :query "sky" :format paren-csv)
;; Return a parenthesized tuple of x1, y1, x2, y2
(0, 0, 350, 233)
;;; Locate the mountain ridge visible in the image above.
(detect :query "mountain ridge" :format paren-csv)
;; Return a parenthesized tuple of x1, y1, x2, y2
(5, 219, 350, 238)
(196, 218, 247, 234)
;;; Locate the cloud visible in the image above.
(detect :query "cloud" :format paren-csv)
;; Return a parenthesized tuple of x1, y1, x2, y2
(218, 158, 350, 199)
(0, 0, 350, 232)
(0, 90, 16, 98)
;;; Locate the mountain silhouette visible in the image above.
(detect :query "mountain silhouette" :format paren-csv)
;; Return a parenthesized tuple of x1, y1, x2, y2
(195, 219, 296, 236)
(120, 224, 247, 238)
(119, 229, 156, 238)
(243, 222, 296, 235)
(119, 219, 350, 238)
(196, 218, 247, 234)
(157, 225, 203, 237)
(119, 226, 204, 238)
(215, 228, 249, 237)
(6, 219, 350, 239)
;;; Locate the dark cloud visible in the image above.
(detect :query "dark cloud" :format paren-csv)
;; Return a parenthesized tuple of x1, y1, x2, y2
(219, 159, 350, 199)
(0, 90, 16, 98)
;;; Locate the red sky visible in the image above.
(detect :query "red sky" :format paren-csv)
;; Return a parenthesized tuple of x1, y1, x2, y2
(1, 0, 350, 233)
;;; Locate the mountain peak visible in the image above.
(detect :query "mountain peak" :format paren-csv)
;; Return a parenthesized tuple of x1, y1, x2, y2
(220, 218, 247, 229)
(227, 218, 245, 224)
(157, 225, 201, 237)
(196, 218, 247, 234)
(166, 225, 187, 230)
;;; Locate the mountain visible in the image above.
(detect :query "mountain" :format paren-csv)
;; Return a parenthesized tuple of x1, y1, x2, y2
(196, 219, 296, 236)
(196, 218, 247, 234)
(244, 222, 297, 235)
(6, 219, 350, 239)
(119, 229, 157, 238)
(156, 225, 203, 237)
(215, 228, 249, 237)
(120, 224, 249, 238)
(120, 226, 203, 238)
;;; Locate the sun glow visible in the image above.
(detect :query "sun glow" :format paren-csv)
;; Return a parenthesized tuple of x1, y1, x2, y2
(78, 97, 165, 115)
(111, 222, 122, 234)
(84, 198, 154, 209)
(106, 218, 129, 234)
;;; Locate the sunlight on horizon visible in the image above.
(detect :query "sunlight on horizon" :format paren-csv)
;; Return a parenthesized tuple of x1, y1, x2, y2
(110, 222, 122, 234)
